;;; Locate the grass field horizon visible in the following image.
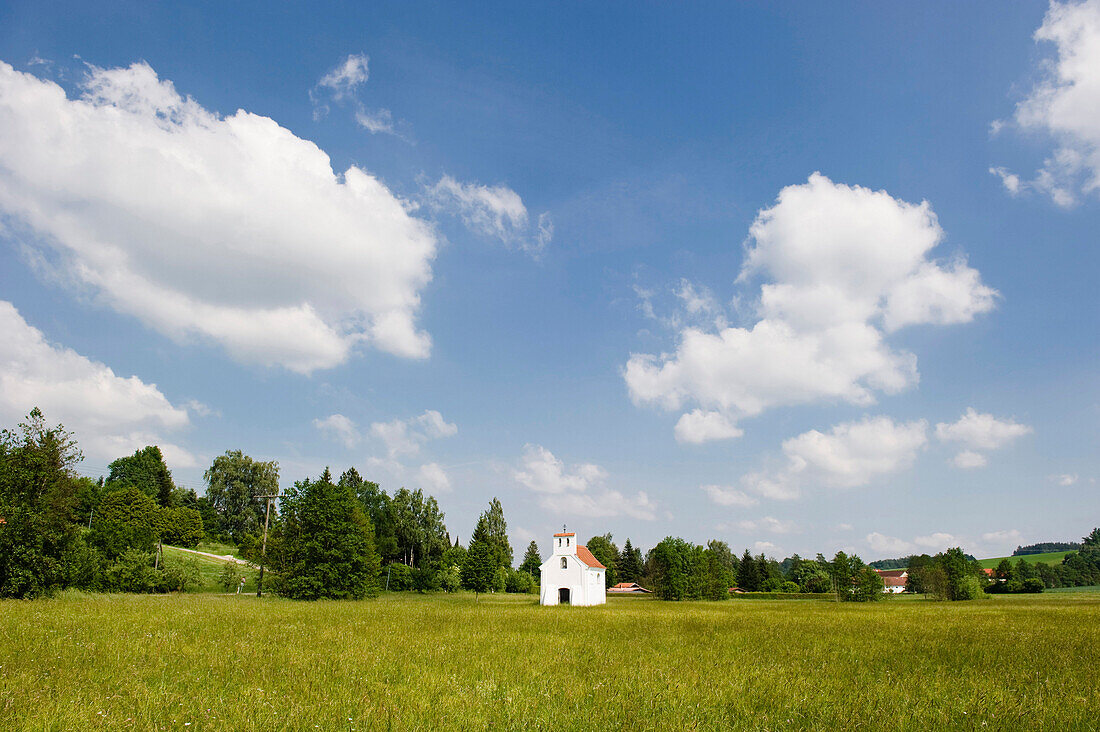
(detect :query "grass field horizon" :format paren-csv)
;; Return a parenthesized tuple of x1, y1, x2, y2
(2, 591, 1098, 730)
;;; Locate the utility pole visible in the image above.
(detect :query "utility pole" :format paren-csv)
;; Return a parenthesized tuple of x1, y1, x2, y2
(256, 491, 279, 597)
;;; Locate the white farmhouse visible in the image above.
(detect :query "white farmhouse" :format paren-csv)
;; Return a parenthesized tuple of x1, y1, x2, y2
(539, 531, 606, 606)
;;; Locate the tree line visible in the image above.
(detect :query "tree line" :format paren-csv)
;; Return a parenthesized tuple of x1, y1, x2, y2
(1012, 541, 1081, 556)
(575, 533, 885, 602)
(0, 409, 533, 599)
(5, 409, 1096, 602)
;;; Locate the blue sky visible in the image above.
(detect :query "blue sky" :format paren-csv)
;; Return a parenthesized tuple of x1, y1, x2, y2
(1, 1, 1097, 561)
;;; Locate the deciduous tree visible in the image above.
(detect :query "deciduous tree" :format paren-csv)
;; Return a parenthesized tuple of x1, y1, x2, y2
(107, 446, 176, 507)
(204, 450, 278, 541)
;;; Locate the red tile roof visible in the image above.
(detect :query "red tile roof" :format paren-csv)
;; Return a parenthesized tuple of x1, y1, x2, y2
(575, 545, 605, 569)
(553, 532, 576, 537)
(873, 569, 908, 578)
(883, 576, 906, 588)
(608, 582, 652, 593)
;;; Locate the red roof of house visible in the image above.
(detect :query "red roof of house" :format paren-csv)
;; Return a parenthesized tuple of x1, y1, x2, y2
(575, 545, 605, 569)
(981, 567, 995, 576)
(883, 576, 906, 588)
(553, 532, 576, 537)
(873, 569, 908, 578)
(608, 582, 652, 593)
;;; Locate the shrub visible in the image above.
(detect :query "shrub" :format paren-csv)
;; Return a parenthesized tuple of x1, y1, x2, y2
(386, 563, 413, 591)
(761, 577, 784, 592)
(104, 549, 159, 593)
(90, 486, 158, 559)
(505, 568, 534, 594)
(152, 507, 205, 548)
(219, 560, 243, 593)
(439, 564, 461, 593)
(954, 575, 986, 601)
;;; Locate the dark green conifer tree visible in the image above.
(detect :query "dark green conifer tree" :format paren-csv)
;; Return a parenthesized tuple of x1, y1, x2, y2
(462, 516, 496, 599)
(277, 469, 380, 600)
(519, 540, 542, 576)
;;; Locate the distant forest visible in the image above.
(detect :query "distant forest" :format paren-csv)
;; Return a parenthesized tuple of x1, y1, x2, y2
(870, 553, 976, 569)
(1013, 542, 1080, 555)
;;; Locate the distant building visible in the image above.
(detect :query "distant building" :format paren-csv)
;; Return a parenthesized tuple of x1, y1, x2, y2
(608, 582, 652, 594)
(874, 568, 908, 593)
(539, 532, 606, 606)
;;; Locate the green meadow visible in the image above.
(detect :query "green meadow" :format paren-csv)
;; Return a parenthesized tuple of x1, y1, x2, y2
(977, 551, 1075, 569)
(2, 592, 1099, 731)
(160, 545, 259, 594)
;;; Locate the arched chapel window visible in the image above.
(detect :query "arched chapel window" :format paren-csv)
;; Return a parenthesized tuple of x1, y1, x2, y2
(561, 557, 567, 569)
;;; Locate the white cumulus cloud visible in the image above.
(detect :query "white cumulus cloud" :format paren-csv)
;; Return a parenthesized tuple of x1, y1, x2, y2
(0, 60, 436, 373)
(936, 408, 1033, 468)
(867, 530, 961, 556)
(982, 529, 1023, 543)
(427, 175, 552, 257)
(0, 301, 194, 465)
(702, 484, 759, 508)
(625, 174, 996, 440)
(913, 532, 959, 550)
(738, 516, 798, 534)
(994, 0, 1100, 206)
(313, 413, 361, 449)
(741, 416, 929, 501)
(318, 54, 369, 100)
(313, 54, 398, 136)
(513, 444, 656, 520)
(370, 410, 457, 458)
(952, 450, 988, 469)
(753, 541, 780, 556)
(866, 532, 915, 555)
(675, 409, 744, 444)
(416, 462, 451, 493)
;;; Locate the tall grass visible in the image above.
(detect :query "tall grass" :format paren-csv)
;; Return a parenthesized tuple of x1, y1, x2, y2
(1, 592, 1097, 730)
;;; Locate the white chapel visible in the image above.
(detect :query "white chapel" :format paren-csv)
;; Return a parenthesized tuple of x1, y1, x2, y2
(539, 531, 606, 606)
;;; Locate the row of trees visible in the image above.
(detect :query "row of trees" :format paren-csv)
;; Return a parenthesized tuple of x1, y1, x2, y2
(1012, 541, 1080, 556)
(639, 538, 883, 601)
(7, 409, 1096, 603)
(994, 531, 1100, 590)
(264, 468, 523, 600)
(904, 549, 988, 600)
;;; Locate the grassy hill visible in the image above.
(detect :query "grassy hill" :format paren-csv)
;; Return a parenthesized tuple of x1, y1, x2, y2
(161, 545, 259, 593)
(977, 550, 1076, 569)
